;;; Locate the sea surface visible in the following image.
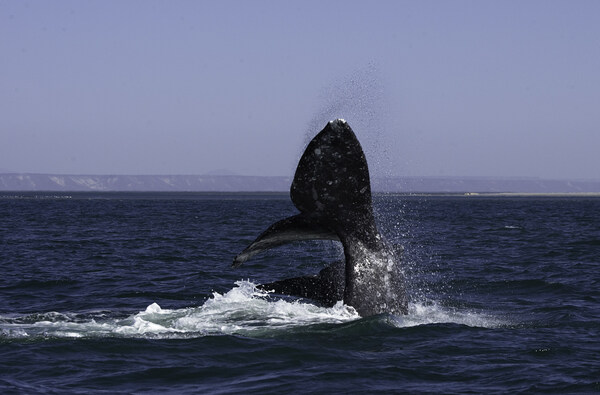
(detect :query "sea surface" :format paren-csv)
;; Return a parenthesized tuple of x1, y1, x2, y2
(1, 192, 599, 394)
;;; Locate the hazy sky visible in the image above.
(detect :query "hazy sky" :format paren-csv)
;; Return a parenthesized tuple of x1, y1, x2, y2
(2, 1, 599, 179)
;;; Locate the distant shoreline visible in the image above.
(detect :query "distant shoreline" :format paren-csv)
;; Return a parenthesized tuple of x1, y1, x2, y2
(1, 173, 600, 194)
(3, 191, 600, 202)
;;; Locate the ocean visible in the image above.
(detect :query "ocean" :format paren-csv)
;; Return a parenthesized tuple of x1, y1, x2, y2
(1, 192, 598, 394)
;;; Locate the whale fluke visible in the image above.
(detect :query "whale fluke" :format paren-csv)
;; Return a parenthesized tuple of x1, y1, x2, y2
(233, 119, 407, 316)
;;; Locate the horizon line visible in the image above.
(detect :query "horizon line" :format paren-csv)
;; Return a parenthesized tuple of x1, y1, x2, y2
(1, 172, 600, 182)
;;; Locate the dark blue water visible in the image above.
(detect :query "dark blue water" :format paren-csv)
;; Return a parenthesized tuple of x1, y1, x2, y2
(1, 192, 599, 393)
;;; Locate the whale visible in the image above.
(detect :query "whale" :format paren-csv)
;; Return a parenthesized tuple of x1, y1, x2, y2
(232, 119, 407, 316)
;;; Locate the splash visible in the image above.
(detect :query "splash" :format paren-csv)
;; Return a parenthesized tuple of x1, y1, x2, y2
(0, 281, 358, 340)
(304, 64, 391, 179)
(0, 281, 507, 341)
(392, 301, 507, 328)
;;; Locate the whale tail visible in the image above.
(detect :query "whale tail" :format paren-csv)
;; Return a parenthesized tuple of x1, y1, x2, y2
(232, 120, 407, 316)
(232, 120, 379, 267)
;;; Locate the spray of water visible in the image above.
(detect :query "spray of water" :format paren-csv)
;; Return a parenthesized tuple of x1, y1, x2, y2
(301, 66, 457, 315)
(0, 281, 507, 341)
(302, 64, 393, 180)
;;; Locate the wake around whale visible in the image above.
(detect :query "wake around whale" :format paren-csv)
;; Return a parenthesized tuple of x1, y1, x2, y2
(233, 119, 408, 316)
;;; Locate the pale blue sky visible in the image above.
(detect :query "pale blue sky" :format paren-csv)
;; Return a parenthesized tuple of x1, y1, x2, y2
(2, 1, 599, 179)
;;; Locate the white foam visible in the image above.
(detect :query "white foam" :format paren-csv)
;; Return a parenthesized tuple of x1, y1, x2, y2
(145, 302, 162, 313)
(0, 281, 359, 339)
(391, 301, 506, 328)
(0, 281, 506, 340)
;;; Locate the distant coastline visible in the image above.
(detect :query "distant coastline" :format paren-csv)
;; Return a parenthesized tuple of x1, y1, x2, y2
(2, 173, 600, 194)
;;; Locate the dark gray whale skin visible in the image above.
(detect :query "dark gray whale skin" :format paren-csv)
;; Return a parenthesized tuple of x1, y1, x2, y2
(232, 120, 407, 316)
